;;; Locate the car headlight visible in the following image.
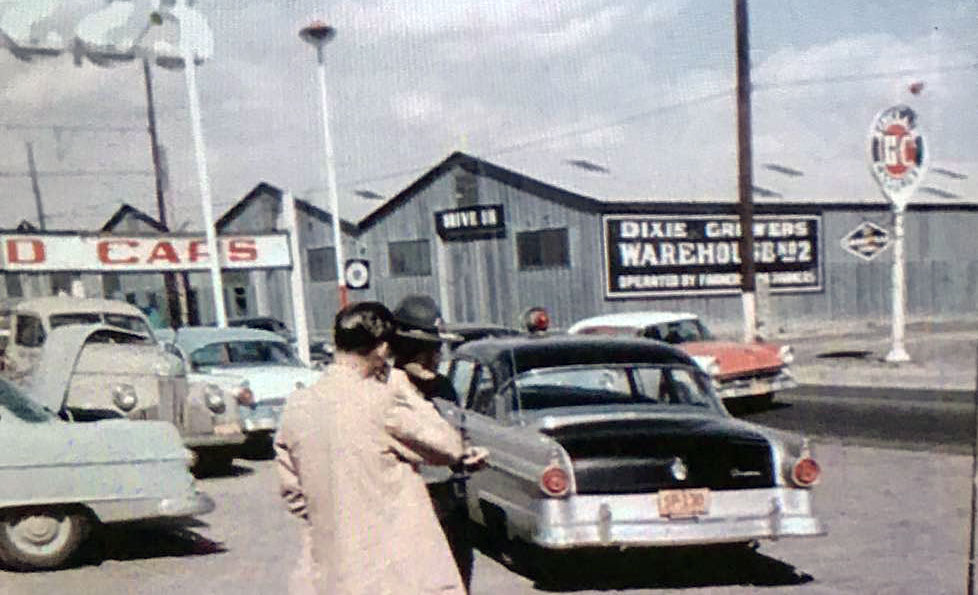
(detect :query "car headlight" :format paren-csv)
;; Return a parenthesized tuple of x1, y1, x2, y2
(112, 384, 139, 412)
(692, 355, 720, 376)
(204, 384, 226, 413)
(779, 345, 795, 365)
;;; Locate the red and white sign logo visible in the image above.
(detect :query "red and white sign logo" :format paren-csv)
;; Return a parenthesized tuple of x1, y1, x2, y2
(869, 105, 927, 208)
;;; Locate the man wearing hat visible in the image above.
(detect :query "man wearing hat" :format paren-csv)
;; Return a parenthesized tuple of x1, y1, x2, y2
(274, 301, 473, 595)
(391, 294, 489, 594)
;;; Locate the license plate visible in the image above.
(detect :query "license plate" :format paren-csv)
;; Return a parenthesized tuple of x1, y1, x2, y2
(751, 379, 770, 393)
(658, 488, 710, 518)
(213, 423, 241, 436)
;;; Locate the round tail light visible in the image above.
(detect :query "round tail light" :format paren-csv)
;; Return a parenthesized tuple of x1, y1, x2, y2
(791, 457, 820, 487)
(539, 464, 569, 497)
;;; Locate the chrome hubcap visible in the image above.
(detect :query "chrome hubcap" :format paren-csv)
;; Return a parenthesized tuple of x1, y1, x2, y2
(7, 513, 68, 552)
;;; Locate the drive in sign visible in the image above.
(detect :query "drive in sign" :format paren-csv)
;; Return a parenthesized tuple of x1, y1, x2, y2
(603, 214, 822, 298)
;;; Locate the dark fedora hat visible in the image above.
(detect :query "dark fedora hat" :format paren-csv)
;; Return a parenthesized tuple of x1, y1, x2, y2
(392, 295, 462, 343)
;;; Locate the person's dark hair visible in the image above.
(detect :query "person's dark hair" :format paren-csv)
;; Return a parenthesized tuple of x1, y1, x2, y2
(334, 301, 395, 355)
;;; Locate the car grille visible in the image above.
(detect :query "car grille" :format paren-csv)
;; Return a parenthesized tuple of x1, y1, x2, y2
(542, 418, 775, 495)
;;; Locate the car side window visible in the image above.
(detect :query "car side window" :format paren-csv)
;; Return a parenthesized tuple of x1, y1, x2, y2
(470, 365, 497, 417)
(449, 359, 476, 409)
(15, 315, 45, 347)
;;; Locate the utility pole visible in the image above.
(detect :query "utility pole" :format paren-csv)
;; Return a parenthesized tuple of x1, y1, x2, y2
(142, 57, 184, 328)
(735, 0, 758, 342)
(25, 142, 45, 230)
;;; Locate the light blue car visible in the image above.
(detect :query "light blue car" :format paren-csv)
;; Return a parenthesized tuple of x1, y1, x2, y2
(157, 327, 322, 454)
(0, 347, 213, 570)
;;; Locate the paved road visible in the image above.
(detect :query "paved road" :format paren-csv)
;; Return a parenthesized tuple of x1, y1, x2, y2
(737, 388, 976, 454)
(2, 435, 972, 595)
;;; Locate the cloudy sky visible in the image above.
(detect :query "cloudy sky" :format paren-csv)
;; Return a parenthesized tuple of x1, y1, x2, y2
(0, 0, 975, 231)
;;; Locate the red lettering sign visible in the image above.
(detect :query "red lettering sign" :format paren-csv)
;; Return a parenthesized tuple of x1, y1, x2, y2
(228, 238, 257, 262)
(6, 238, 45, 264)
(147, 241, 180, 264)
(97, 239, 139, 264)
(189, 240, 208, 263)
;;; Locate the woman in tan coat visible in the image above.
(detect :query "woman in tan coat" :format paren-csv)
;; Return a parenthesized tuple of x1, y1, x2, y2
(274, 302, 474, 595)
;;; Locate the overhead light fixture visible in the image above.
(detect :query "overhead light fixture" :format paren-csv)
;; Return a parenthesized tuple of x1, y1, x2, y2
(918, 186, 961, 199)
(752, 185, 783, 198)
(762, 163, 804, 177)
(930, 167, 968, 180)
(565, 159, 610, 174)
(354, 189, 384, 200)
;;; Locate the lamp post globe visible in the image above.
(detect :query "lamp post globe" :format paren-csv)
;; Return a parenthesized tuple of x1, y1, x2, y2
(299, 21, 336, 49)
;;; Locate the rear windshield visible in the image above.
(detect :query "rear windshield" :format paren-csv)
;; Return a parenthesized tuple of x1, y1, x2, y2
(49, 312, 152, 337)
(515, 364, 717, 411)
(191, 340, 300, 370)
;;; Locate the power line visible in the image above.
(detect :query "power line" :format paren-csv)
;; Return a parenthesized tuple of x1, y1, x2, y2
(0, 169, 152, 178)
(0, 122, 145, 133)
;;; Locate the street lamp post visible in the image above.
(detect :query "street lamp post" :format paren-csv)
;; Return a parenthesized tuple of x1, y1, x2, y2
(300, 21, 348, 309)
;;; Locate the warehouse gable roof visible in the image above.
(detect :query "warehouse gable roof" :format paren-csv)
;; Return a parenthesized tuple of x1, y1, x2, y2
(217, 182, 358, 234)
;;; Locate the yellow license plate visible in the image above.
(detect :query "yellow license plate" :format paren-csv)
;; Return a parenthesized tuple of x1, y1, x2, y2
(658, 488, 710, 518)
(213, 423, 241, 436)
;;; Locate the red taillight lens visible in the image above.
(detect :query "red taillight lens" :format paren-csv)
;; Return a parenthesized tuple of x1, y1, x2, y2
(235, 386, 255, 407)
(791, 457, 820, 487)
(539, 465, 569, 497)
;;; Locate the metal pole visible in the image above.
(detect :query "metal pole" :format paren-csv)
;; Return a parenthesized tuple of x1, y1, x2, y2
(970, 342, 978, 595)
(313, 45, 348, 309)
(735, 0, 757, 342)
(885, 206, 910, 361)
(142, 57, 183, 328)
(284, 190, 311, 365)
(181, 40, 227, 326)
(25, 142, 45, 230)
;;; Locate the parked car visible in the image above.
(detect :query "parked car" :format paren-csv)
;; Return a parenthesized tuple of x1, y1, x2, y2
(308, 339, 334, 368)
(0, 297, 246, 467)
(567, 311, 796, 407)
(440, 334, 823, 566)
(443, 322, 521, 347)
(228, 316, 293, 342)
(0, 372, 213, 570)
(157, 327, 321, 454)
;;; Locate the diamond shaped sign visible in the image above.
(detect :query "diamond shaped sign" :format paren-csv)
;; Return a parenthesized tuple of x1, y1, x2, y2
(841, 221, 891, 261)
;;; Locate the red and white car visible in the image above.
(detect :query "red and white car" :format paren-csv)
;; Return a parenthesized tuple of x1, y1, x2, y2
(567, 311, 796, 406)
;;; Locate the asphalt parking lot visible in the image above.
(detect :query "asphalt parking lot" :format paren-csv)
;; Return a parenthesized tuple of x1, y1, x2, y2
(1, 437, 970, 595)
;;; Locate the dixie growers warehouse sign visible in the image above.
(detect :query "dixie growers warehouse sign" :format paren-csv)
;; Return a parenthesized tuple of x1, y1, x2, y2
(0, 234, 292, 272)
(603, 214, 822, 298)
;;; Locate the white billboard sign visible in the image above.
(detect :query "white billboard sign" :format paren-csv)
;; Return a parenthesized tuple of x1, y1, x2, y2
(0, 233, 291, 272)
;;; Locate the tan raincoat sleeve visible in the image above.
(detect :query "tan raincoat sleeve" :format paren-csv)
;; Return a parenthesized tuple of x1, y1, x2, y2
(384, 367, 464, 466)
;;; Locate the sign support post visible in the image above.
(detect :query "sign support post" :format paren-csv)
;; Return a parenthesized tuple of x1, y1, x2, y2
(284, 191, 311, 366)
(868, 104, 927, 364)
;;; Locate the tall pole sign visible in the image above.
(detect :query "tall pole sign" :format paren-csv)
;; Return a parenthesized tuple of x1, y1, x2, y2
(868, 105, 927, 363)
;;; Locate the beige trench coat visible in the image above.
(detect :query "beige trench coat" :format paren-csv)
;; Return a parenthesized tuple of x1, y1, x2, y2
(274, 362, 466, 595)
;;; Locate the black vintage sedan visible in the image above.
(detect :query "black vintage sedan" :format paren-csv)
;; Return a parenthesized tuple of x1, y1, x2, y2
(440, 334, 824, 554)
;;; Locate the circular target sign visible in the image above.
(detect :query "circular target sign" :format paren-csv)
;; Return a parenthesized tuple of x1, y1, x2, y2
(344, 259, 370, 289)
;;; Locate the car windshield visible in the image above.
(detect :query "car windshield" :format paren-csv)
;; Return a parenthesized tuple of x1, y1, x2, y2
(514, 364, 716, 411)
(642, 319, 714, 344)
(0, 378, 53, 423)
(49, 312, 152, 337)
(190, 340, 300, 370)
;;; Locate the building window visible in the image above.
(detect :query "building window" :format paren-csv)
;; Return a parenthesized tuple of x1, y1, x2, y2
(389, 240, 431, 277)
(4, 274, 23, 298)
(455, 169, 478, 207)
(517, 228, 570, 270)
(307, 247, 337, 282)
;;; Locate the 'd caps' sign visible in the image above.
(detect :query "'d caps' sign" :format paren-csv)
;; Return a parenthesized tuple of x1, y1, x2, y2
(603, 214, 822, 299)
(869, 105, 927, 210)
(0, 234, 292, 272)
(435, 205, 505, 240)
